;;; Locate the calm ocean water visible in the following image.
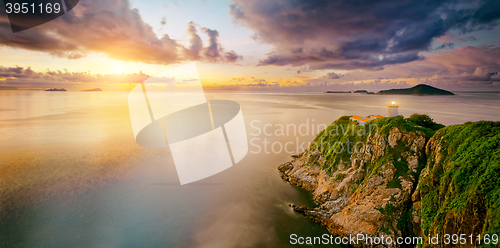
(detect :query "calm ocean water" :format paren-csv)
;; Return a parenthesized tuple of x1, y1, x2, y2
(1, 91, 499, 248)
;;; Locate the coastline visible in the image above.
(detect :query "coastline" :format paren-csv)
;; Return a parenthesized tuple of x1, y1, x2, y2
(278, 116, 500, 247)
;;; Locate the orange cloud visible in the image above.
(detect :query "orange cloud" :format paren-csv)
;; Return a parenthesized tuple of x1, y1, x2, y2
(0, 0, 241, 64)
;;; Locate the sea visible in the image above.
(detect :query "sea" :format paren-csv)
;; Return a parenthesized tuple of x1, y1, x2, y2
(1, 91, 499, 248)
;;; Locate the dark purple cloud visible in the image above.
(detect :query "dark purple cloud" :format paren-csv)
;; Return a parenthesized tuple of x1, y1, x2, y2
(0, 0, 241, 64)
(224, 50, 242, 62)
(230, 0, 500, 70)
(457, 36, 477, 43)
(433, 43, 455, 51)
(203, 28, 221, 59)
(202, 27, 243, 62)
(324, 72, 341, 79)
(305, 45, 500, 90)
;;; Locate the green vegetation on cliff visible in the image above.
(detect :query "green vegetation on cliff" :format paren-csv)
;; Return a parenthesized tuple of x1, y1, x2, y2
(309, 114, 441, 177)
(307, 114, 443, 236)
(281, 114, 499, 246)
(418, 121, 500, 239)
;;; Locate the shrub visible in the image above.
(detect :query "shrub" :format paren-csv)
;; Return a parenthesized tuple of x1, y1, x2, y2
(407, 113, 445, 131)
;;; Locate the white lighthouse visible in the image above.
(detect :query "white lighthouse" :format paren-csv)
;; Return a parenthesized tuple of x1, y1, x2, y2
(388, 102, 399, 117)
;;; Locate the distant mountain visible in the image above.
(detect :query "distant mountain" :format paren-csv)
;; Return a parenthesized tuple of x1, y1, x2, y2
(354, 90, 376, 94)
(353, 90, 368, 93)
(45, 88, 67, 91)
(83, 88, 102, 91)
(377, 84, 454, 95)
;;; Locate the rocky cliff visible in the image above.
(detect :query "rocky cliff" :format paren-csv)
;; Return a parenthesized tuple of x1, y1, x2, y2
(412, 121, 500, 247)
(279, 115, 499, 247)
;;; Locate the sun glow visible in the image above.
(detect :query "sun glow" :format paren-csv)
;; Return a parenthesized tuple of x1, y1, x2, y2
(114, 65, 123, 74)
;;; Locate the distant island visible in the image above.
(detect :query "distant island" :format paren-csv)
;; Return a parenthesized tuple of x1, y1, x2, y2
(353, 90, 368, 93)
(326, 90, 351, 93)
(377, 84, 454, 95)
(353, 90, 375, 94)
(83, 88, 102, 91)
(45, 88, 67, 91)
(325, 84, 453, 95)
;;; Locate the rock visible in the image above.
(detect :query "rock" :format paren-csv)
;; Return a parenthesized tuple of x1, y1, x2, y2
(388, 128, 402, 148)
(280, 118, 500, 248)
(411, 121, 500, 247)
(279, 123, 428, 247)
(411, 189, 420, 202)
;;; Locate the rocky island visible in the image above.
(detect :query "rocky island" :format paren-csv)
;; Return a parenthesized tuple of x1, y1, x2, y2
(326, 91, 352, 93)
(353, 90, 375, 94)
(83, 88, 102, 91)
(279, 115, 499, 247)
(377, 84, 454, 95)
(45, 88, 67, 91)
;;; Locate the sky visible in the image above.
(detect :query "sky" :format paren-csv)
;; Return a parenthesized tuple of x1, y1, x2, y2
(0, 0, 499, 91)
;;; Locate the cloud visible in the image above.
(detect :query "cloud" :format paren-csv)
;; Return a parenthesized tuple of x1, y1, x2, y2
(230, 0, 500, 70)
(180, 22, 242, 62)
(305, 44, 500, 90)
(454, 67, 500, 83)
(433, 43, 455, 51)
(0, 0, 241, 64)
(3, 44, 500, 92)
(296, 65, 311, 74)
(204, 81, 281, 91)
(230, 77, 245, 82)
(211, 44, 500, 91)
(224, 50, 242, 62)
(203, 28, 221, 59)
(457, 36, 477, 42)
(203, 78, 414, 92)
(424, 45, 500, 73)
(324, 72, 341, 79)
(427, 66, 500, 87)
(184, 22, 204, 60)
(0, 65, 150, 90)
(201, 27, 242, 62)
(251, 76, 266, 83)
(322, 80, 413, 91)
